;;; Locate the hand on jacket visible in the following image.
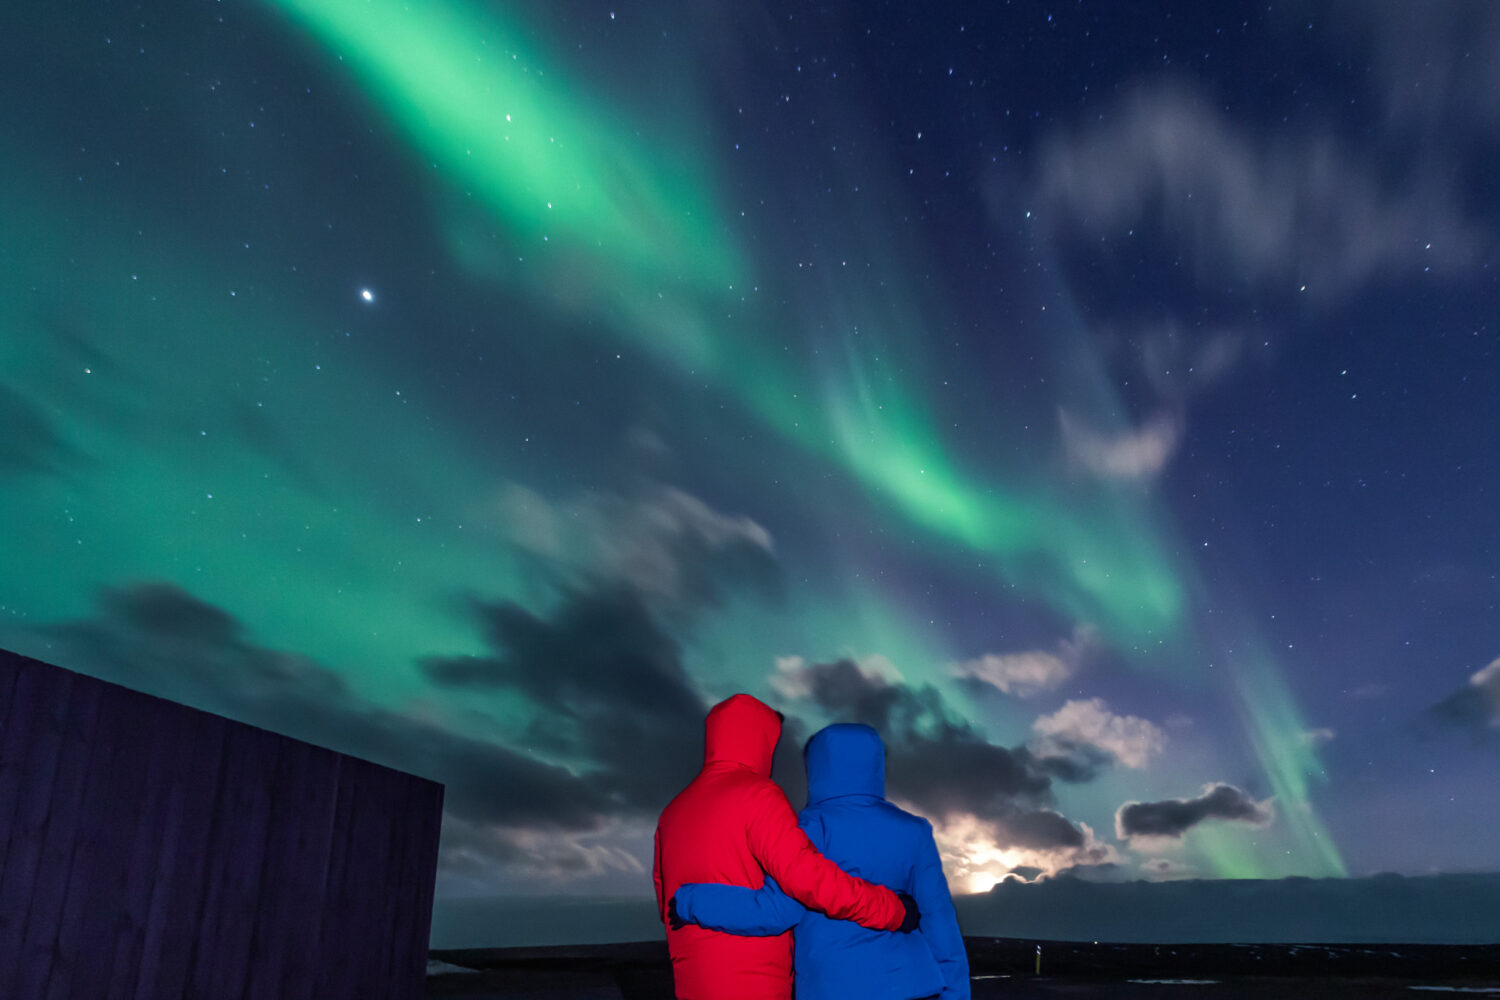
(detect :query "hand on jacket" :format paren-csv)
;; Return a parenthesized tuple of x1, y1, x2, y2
(668, 894, 687, 931)
(896, 892, 921, 933)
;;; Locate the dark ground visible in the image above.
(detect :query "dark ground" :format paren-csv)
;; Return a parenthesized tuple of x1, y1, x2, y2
(426, 940, 1500, 999)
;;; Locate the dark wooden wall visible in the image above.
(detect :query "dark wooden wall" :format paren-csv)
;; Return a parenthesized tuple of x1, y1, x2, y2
(0, 647, 444, 1000)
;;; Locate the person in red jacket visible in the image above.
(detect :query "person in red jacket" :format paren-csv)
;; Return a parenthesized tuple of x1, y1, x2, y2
(654, 693, 918, 1000)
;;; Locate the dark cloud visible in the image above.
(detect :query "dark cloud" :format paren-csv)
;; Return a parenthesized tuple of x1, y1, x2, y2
(104, 582, 239, 645)
(999, 807, 1087, 851)
(1026, 739, 1117, 784)
(421, 586, 707, 814)
(771, 711, 813, 807)
(30, 485, 784, 884)
(786, 658, 1052, 815)
(1116, 783, 1273, 841)
(789, 657, 925, 731)
(434, 815, 644, 892)
(1427, 658, 1500, 737)
(889, 735, 1055, 829)
(40, 583, 614, 832)
(433, 589, 699, 719)
(776, 658, 1090, 854)
(0, 381, 78, 477)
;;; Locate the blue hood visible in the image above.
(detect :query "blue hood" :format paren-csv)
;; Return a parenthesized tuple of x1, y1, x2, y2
(804, 723, 885, 803)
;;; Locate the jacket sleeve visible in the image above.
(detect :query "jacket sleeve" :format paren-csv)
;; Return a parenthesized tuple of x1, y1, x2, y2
(912, 820, 970, 1000)
(744, 783, 905, 931)
(673, 876, 806, 936)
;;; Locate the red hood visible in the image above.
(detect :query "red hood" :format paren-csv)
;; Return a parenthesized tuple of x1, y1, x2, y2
(703, 694, 781, 776)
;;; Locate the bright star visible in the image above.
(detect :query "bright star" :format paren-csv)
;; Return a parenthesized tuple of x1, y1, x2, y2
(360, 288, 375, 302)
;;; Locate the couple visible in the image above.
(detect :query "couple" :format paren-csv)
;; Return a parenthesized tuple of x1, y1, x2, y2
(654, 694, 968, 1000)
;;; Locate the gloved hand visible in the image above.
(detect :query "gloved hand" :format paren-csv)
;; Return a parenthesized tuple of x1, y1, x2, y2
(896, 892, 921, 933)
(668, 894, 687, 931)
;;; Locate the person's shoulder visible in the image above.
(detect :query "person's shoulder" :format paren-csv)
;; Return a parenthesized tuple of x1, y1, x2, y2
(703, 769, 786, 809)
(659, 773, 706, 811)
(880, 799, 935, 833)
(738, 771, 787, 798)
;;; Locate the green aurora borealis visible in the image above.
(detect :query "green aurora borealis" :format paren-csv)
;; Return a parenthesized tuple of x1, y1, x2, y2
(9, 0, 1499, 919)
(265, 0, 1186, 646)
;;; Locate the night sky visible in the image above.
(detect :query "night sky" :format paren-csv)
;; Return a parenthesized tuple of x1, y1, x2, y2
(3, 0, 1498, 935)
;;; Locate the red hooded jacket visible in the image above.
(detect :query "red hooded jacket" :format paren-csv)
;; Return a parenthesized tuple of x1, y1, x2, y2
(654, 694, 906, 1000)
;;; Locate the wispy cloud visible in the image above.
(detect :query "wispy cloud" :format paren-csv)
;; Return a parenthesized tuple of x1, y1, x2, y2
(497, 479, 781, 613)
(1299, 727, 1337, 748)
(1058, 407, 1184, 482)
(1332, 0, 1500, 135)
(1031, 697, 1167, 773)
(952, 649, 1072, 698)
(951, 626, 1096, 698)
(0, 381, 81, 478)
(1037, 84, 1485, 301)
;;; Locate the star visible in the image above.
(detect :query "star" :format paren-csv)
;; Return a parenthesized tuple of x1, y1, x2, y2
(360, 288, 375, 303)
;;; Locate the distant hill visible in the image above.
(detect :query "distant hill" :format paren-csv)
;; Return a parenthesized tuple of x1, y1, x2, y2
(431, 872, 1500, 949)
(955, 872, 1500, 944)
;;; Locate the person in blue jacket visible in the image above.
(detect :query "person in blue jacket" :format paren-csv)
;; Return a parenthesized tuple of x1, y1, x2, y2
(671, 722, 970, 1000)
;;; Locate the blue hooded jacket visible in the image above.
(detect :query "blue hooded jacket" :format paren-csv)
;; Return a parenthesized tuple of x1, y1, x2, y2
(674, 723, 970, 1000)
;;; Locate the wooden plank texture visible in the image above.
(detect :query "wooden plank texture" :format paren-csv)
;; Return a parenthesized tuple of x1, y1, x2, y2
(189, 723, 281, 1000)
(14, 675, 104, 999)
(132, 709, 230, 1000)
(0, 657, 63, 992)
(104, 693, 193, 1000)
(45, 679, 147, 1000)
(0, 648, 444, 1000)
(245, 738, 340, 1000)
